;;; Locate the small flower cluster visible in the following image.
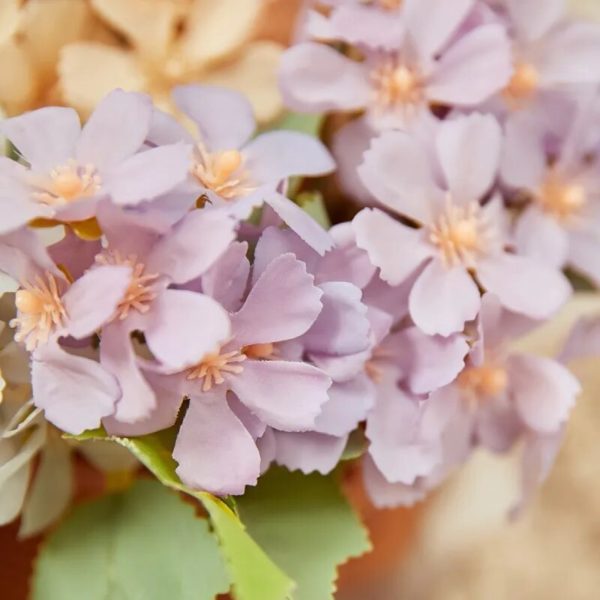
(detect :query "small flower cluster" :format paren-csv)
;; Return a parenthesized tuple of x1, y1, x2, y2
(0, 0, 597, 530)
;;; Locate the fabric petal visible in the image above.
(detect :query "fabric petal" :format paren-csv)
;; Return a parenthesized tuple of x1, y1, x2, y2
(409, 259, 481, 336)
(427, 25, 512, 106)
(104, 143, 191, 206)
(477, 253, 571, 319)
(2, 107, 80, 172)
(353, 208, 433, 286)
(273, 431, 347, 475)
(63, 265, 132, 339)
(173, 392, 260, 496)
(279, 42, 370, 112)
(228, 359, 331, 431)
(144, 290, 231, 370)
(436, 113, 502, 202)
(230, 254, 322, 347)
(508, 354, 580, 433)
(146, 209, 235, 284)
(173, 84, 255, 151)
(31, 343, 120, 434)
(77, 89, 152, 170)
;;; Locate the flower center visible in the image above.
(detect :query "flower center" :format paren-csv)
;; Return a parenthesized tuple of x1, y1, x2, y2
(191, 144, 255, 199)
(95, 252, 160, 320)
(538, 173, 586, 222)
(371, 61, 423, 112)
(363, 0, 402, 9)
(32, 160, 102, 206)
(428, 199, 491, 268)
(186, 349, 247, 392)
(10, 272, 67, 351)
(243, 343, 276, 359)
(503, 62, 539, 105)
(458, 362, 508, 399)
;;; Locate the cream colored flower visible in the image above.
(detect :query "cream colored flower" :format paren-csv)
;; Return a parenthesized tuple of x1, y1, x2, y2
(59, 0, 284, 123)
(0, 0, 109, 115)
(569, 0, 600, 21)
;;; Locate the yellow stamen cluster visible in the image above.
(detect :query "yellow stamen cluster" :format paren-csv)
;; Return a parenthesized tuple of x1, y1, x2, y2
(504, 62, 539, 106)
(10, 272, 67, 351)
(429, 199, 492, 268)
(538, 172, 586, 223)
(186, 350, 247, 392)
(95, 252, 160, 320)
(458, 362, 508, 400)
(191, 144, 255, 199)
(32, 159, 101, 206)
(371, 61, 424, 113)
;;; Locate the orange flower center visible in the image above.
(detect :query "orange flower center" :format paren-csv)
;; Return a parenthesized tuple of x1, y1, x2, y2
(538, 172, 586, 222)
(32, 160, 102, 206)
(191, 144, 255, 199)
(186, 349, 247, 392)
(458, 362, 508, 399)
(95, 252, 160, 320)
(371, 61, 424, 112)
(10, 272, 67, 351)
(503, 62, 539, 106)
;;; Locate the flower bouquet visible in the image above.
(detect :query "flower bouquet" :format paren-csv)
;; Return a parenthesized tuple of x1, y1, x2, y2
(2, 1, 600, 598)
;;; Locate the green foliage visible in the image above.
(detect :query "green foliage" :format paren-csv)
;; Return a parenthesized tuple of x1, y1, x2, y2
(33, 480, 229, 600)
(269, 112, 324, 138)
(237, 467, 372, 600)
(296, 191, 331, 230)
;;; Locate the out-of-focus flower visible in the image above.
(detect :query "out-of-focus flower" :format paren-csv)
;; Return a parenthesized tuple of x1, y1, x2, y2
(0, 0, 110, 116)
(280, 0, 512, 129)
(353, 113, 571, 335)
(0, 90, 191, 235)
(59, 0, 285, 123)
(148, 84, 336, 254)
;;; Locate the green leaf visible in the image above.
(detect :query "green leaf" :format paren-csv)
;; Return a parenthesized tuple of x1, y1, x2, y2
(296, 191, 331, 230)
(270, 112, 324, 138)
(70, 430, 295, 600)
(237, 467, 372, 600)
(33, 480, 229, 600)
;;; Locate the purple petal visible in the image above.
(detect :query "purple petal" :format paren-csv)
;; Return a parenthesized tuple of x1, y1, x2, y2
(173, 392, 260, 495)
(0, 228, 59, 283)
(63, 265, 132, 339)
(144, 290, 231, 370)
(409, 259, 481, 336)
(48, 230, 101, 280)
(227, 394, 266, 440)
(273, 431, 347, 475)
(104, 144, 191, 206)
(353, 208, 433, 286)
(314, 375, 375, 436)
(229, 359, 331, 431)
(427, 25, 512, 106)
(77, 90, 152, 170)
(244, 131, 335, 184)
(100, 322, 157, 423)
(263, 193, 334, 256)
(477, 253, 571, 319)
(146, 209, 235, 284)
(358, 131, 441, 223)
(31, 343, 119, 434)
(0, 179, 51, 235)
(1, 107, 80, 171)
(279, 42, 370, 112)
(508, 354, 580, 433)
(436, 113, 501, 202)
(231, 254, 322, 347)
(506, 0, 564, 41)
(568, 231, 600, 287)
(173, 84, 255, 151)
(302, 281, 371, 356)
(404, 0, 474, 59)
(147, 108, 194, 146)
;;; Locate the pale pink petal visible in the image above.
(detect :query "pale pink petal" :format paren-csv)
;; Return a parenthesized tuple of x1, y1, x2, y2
(227, 394, 266, 440)
(100, 322, 157, 424)
(0, 174, 50, 235)
(146, 209, 235, 284)
(77, 89, 152, 170)
(427, 25, 512, 106)
(358, 131, 441, 223)
(508, 354, 580, 433)
(436, 113, 502, 202)
(228, 360, 331, 431)
(31, 344, 119, 434)
(353, 208, 433, 286)
(409, 259, 481, 336)
(568, 230, 600, 287)
(144, 290, 231, 370)
(147, 108, 194, 146)
(273, 431, 347, 475)
(230, 254, 322, 347)
(63, 265, 132, 339)
(1, 107, 80, 171)
(173, 392, 260, 496)
(279, 42, 370, 112)
(506, 0, 564, 42)
(477, 253, 571, 319)
(173, 84, 255, 151)
(104, 144, 191, 206)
